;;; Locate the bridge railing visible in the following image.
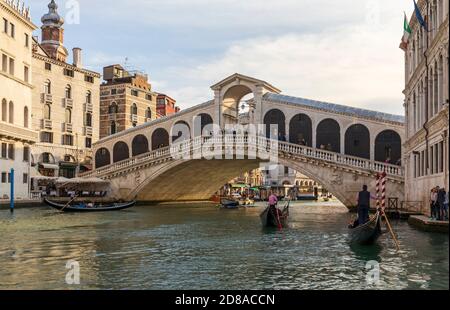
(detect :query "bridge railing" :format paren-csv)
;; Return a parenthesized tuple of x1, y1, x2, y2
(82, 135, 404, 179)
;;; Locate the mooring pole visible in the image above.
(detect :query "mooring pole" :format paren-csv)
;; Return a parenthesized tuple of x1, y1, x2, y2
(10, 168, 15, 213)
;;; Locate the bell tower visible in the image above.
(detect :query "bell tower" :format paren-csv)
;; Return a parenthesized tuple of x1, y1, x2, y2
(40, 0, 68, 62)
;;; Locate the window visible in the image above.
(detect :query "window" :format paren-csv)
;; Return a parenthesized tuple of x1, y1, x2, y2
(24, 106, 29, 128)
(23, 173, 28, 184)
(1, 99, 6, 121)
(146, 94, 153, 101)
(146, 108, 152, 119)
(2, 54, 7, 72)
(111, 89, 117, 95)
(25, 33, 29, 47)
(44, 104, 51, 119)
(9, 58, 14, 75)
(3, 18, 7, 33)
(40, 132, 53, 143)
(24, 66, 29, 83)
(109, 102, 118, 114)
(23, 146, 30, 162)
(8, 101, 13, 124)
(86, 91, 91, 104)
(85, 113, 92, 127)
(10, 23, 14, 38)
(62, 135, 73, 146)
(85, 138, 92, 148)
(110, 121, 117, 135)
(63, 68, 74, 77)
(65, 85, 72, 99)
(65, 108, 72, 124)
(284, 167, 289, 175)
(131, 90, 139, 97)
(131, 103, 138, 115)
(8, 144, 14, 160)
(44, 80, 51, 94)
(45, 62, 52, 71)
(42, 153, 51, 163)
(1, 143, 6, 158)
(1, 172, 6, 183)
(84, 75, 94, 83)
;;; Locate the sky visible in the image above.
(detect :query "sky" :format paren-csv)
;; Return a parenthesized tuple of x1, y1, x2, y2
(27, 0, 416, 114)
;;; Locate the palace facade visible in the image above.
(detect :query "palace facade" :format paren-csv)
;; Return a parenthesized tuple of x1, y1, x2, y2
(402, 0, 449, 212)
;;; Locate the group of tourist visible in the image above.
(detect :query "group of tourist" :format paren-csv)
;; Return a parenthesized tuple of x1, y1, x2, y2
(430, 187, 449, 221)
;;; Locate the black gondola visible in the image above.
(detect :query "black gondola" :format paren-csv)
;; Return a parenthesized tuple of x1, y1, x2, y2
(44, 198, 136, 212)
(349, 212, 382, 245)
(260, 201, 290, 228)
(220, 198, 240, 209)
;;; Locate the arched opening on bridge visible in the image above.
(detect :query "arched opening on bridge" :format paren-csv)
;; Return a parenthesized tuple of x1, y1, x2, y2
(316, 119, 341, 152)
(132, 134, 149, 157)
(264, 109, 286, 139)
(222, 85, 253, 125)
(195, 113, 214, 136)
(345, 124, 370, 159)
(172, 121, 191, 143)
(113, 141, 130, 163)
(375, 130, 402, 165)
(95, 148, 111, 169)
(152, 128, 170, 150)
(289, 114, 312, 146)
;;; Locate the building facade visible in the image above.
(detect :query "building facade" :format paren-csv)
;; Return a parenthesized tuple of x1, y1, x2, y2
(0, 0, 37, 199)
(31, 0, 100, 179)
(100, 64, 158, 139)
(157, 94, 179, 118)
(402, 0, 449, 212)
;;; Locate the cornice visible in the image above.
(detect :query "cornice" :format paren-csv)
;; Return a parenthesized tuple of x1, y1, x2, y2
(32, 53, 101, 78)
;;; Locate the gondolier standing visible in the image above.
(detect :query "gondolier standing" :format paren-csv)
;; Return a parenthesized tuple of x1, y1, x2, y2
(356, 185, 377, 225)
(268, 191, 280, 226)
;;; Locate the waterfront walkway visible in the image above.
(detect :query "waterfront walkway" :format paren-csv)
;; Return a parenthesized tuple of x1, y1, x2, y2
(409, 215, 449, 233)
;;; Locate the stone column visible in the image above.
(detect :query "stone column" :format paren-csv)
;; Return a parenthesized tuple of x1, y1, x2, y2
(214, 89, 222, 129)
(340, 128, 345, 155)
(253, 86, 264, 126)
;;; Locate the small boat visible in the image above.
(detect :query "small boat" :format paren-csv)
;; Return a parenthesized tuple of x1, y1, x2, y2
(44, 198, 136, 212)
(220, 198, 240, 209)
(349, 212, 382, 245)
(260, 201, 290, 228)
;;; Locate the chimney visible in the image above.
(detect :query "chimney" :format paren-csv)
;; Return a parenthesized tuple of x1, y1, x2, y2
(73, 48, 82, 68)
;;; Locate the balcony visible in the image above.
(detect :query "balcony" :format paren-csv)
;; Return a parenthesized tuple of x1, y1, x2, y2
(108, 113, 117, 121)
(84, 102, 93, 113)
(83, 126, 93, 137)
(41, 93, 53, 104)
(131, 114, 138, 123)
(64, 98, 74, 109)
(63, 122, 73, 133)
(41, 119, 52, 130)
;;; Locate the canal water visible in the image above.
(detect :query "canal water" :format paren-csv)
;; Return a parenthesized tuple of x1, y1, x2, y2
(0, 202, 448, 290)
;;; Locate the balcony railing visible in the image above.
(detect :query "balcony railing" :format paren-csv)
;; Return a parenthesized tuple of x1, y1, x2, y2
(109, 113, 117, 121)
(84, 102, 93, 113)
(64, 98, 74, 109)
(63, 122, 73, 133)
(131, 114, 138, 123)
(41, 93, 53, 104)
(84, 126, 93, 137)
(41, 119, 52, 130)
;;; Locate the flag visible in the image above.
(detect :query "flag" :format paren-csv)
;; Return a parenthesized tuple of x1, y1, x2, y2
(414, 0, 428, 31)
(400, 12, 412, 50)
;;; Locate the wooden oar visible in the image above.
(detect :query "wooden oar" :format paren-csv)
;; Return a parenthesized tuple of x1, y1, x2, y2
(381, 209, 400, 251)
(61, 195, 77, 212)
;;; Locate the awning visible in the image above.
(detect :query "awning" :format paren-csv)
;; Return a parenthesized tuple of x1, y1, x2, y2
(59, 162, 78, 168)
(39, 163, 59, 170)
(231, 184, 249, 188)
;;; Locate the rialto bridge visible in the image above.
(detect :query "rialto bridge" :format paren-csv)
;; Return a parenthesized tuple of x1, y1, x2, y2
(82, 74, 406, 207)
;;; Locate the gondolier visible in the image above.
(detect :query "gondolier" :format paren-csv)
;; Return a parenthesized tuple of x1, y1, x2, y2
(356, 185, 377, 225)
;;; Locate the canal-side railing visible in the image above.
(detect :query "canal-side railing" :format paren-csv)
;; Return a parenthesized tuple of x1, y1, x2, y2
(81, 135, 404, 180)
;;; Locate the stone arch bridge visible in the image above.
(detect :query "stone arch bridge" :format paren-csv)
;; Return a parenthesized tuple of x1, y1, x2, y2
(82, 74, 406, 207)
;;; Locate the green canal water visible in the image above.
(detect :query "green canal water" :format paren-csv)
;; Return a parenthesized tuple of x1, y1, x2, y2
(0, 202, 448, 290)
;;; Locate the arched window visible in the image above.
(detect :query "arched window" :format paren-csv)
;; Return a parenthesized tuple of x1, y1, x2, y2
(65, 108, 72, 124)
(24, 106, 29, 128)
(145, 107, 152, 120)
(171, 121, 191, 143)
(110, 121, 117, 135)
(316, 119, 341, 152)
(95, 148, 110, 168)
(85, 113, 93, 127)
(86, 91, 92, 104)
(44, 80, 51, 94)
(152, 128, 170, 150)
(8, 101, 13, 124)
(113, 141, 130, 163)
(65, 85, 72, 99)
(375, 130, 402, 165)
(1, 99, 7, 122)
(195, 113, 214, 136)
(345, 124, 370, 159)
(264, 109, 286, 139)
(44, 104, 51, 120)
(131, 103, 138, 115)
(289, 114, 312, 146)
(132, 135, 149, 157)
(109, 102, 118, 114)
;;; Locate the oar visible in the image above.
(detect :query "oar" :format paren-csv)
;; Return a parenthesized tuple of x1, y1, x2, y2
(61, 195, 77, 212)
(381, 209, 400, 251)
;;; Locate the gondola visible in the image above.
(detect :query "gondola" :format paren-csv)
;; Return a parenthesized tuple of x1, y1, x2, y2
(348, 212, 382, 245)
(220, 198, 240, 209)
(260, 201, 290, 228)
(44, 198, 136, 213)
